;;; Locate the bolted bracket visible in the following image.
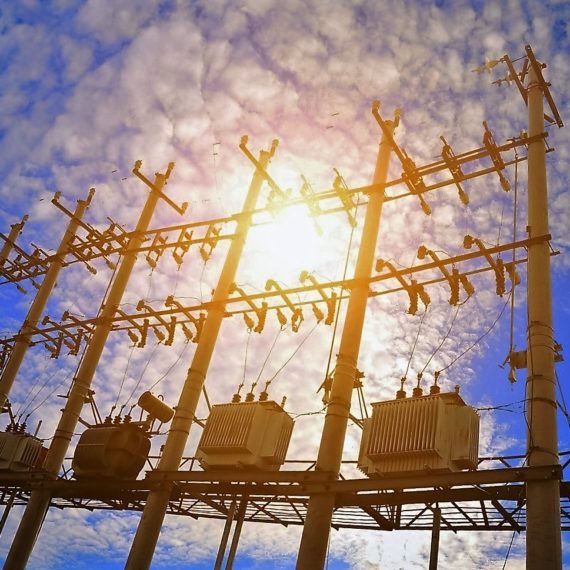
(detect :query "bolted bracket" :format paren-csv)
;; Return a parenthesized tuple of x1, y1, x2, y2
(266, 279, 304, 332)
(132, 161, 188, 215)
(229, 283, 268, 333)
(375, 258, 430, 315)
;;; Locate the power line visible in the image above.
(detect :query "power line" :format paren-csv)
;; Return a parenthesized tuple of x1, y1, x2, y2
(404, 309, 428, 380)
(147, 339, 192, 393)
(265, 321, 319, 388)
(123, 341, 161, 408)
(420, 305, 461, 376)
(438, 293, 511, 375)
(323, 194, 361, 385)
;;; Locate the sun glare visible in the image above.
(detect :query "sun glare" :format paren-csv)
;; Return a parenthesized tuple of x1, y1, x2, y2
(245, 204, 326, 285)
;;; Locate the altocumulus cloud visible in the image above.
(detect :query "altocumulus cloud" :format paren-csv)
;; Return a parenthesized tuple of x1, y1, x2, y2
(0, 0, 569, 568)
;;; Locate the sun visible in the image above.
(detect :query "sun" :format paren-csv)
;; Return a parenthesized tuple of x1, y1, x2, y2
(244, 203, 326, 286)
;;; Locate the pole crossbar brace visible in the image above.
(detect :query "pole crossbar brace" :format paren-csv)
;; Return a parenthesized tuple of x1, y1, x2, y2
(0, 134, 543, 289)
(0, 236, 552, 356)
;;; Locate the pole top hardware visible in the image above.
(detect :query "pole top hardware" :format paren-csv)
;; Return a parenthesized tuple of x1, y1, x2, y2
(132, 161, 188, 216)
(479, 45, 563, 129)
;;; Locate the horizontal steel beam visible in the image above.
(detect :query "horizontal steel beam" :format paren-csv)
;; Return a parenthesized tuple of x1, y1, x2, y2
(0, 465, 561, 498)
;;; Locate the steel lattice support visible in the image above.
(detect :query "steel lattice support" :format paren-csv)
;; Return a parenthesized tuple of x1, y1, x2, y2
(0, 465, 566, 534)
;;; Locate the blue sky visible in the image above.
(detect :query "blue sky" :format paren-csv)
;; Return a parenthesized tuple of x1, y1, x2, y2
(1, 0, 569, 568)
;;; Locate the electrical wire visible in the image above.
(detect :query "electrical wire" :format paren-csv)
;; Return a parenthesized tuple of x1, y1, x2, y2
(171, 264, 183, 300)
(23, 370, 73, 421)
(27, 252, 123, 420)
(291, 406, 326, 419)
(557, 402, 570, 428)
(212, 142, 223, 213)
(253, 326, 283, 387)
(100, 255, 121, 312)
(501, 523, 517, 569)
(524, 302, 535, 462)
(497, 205, 505, 247)
(419, 304, 461, 376)
(242, 330, 252, 386)
(15, 356, 62, 418)
(114, 346, 135, 410)
(508, 146, 519, 357)
(438, 293, 511, 374)
(501, 502, 523, 569)
(199, 260, 207, 304)
(475, 399, 526, 413)
(265, 321, 319, 387)
(404, 309, 428, 380)
(556, 369, 570, 430)
(19, 311, 97, 420)
(114, 269, 155, 409)
(50, 248, 123, 413)
(323, 194, 361, 384)
(147, 339, 192, 393)
(123, 341, 161, 407)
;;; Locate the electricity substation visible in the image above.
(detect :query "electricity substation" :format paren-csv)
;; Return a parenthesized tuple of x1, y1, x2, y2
(0, 45, 567, 569)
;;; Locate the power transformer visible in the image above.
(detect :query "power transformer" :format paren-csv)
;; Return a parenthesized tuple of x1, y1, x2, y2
(358, 389, 479, 476)
(0, 431, 46, 471)
(196, 400, 294, 471)
(72, 423, 150, 479)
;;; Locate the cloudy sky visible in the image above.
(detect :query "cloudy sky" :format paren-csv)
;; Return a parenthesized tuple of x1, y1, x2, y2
(1, 0, 569, 568)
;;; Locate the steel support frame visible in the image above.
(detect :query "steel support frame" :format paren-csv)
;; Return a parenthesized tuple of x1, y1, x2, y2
(0, 465, 564, 534)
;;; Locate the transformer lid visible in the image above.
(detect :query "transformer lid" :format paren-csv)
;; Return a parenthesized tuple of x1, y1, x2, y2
(371, 390, 467, 408)
(211, 400, 290, 415)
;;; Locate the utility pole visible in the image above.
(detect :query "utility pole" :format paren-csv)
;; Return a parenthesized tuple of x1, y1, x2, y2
(3, 163, 179, 570)
(125, 138, 278, 570)
(296, 102, 398, 569)
(0, 190, 94, 410)
(0, 215, 28, 266)
(525, 62, 561, 569)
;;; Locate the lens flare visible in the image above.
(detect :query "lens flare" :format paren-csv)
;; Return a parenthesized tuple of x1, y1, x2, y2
(244, 204, 324, 285)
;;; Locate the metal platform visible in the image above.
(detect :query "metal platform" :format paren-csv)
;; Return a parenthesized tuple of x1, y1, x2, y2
(0, 454, 568, 533)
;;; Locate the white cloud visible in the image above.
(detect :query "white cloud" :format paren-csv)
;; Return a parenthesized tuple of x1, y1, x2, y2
(75, 0, 166, 45)
(0, 0, 569, 568)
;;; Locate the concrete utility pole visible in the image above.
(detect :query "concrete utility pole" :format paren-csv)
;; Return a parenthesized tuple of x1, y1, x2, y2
(525, 64, 561, 569)
(0, 215, 28, 266)
(0, 190, 94, 410)
(125, 138, 278, 570)
(3, 163, 177, 570)
(296, 102, 397, 569)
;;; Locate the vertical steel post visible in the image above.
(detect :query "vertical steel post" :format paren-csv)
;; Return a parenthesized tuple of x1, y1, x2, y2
(3, 164, 174, 570)
(125, 139, 278, 570)
(296, 102, 397, 569)
(0, 191, 94, 410)
(525, 64, 561, 569)
(429, 507, 441, 570)
(224, 496, 248, 570)
(0, 489, 17, 536)
(214, 500, 238, 570)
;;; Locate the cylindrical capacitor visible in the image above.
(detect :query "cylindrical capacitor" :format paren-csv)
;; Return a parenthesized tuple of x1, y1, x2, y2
(137, 391, 174, 423)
